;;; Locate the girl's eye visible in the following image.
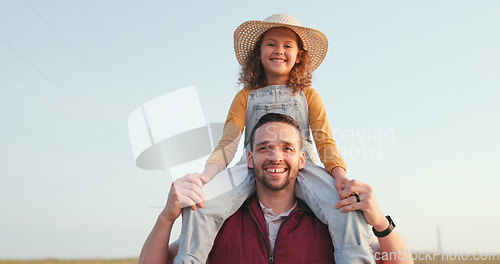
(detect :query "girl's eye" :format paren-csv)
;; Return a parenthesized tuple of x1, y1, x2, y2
(267, 43, 275, 47)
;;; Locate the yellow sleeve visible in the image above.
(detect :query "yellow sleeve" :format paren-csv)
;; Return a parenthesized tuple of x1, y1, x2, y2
(304, 87, 347, 173)
(205, 89, 249, 171)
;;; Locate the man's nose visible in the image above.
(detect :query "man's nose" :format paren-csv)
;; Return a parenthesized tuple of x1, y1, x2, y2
(268, 149, 284, 163)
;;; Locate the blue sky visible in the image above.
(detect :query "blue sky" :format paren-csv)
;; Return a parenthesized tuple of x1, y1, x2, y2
(1, 0, 499, 259)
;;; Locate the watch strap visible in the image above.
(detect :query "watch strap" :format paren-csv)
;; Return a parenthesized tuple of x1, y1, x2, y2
(372, 215, 396, 237)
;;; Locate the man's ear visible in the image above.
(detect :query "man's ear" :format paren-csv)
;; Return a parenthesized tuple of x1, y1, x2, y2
(247, 151, 254, 168)
(298, 151, 306, 170)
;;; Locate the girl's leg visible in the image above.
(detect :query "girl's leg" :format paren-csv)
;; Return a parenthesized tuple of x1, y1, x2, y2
(295, 164, 375, 264)
(174, 164, 255, 264)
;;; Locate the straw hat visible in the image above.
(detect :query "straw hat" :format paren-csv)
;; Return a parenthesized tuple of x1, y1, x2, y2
(234, 13, 328, 72)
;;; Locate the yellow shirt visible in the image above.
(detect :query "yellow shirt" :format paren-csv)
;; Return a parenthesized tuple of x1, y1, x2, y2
(206, 87, 346, 174)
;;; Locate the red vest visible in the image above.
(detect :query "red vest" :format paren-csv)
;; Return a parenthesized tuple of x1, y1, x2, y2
(208, 195, 335, 263)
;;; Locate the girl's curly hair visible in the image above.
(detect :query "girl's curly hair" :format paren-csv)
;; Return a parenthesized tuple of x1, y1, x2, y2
(238, 28, 312, 93)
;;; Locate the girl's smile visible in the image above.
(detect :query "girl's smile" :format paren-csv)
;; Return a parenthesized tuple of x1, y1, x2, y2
(259, 27, 302, 85)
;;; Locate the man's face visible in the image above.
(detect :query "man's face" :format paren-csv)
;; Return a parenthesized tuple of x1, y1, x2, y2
(247, 122, 306, 192)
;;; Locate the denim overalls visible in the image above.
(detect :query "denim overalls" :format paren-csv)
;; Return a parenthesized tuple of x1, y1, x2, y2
(175, 86, 375, 264)
(242, 85, 316, 164)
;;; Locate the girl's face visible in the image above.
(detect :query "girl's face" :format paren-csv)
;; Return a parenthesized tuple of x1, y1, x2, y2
(259, 27, 302, 85)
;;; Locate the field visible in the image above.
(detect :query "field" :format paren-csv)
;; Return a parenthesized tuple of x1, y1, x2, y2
(0, 260, 138, 264)
(1, 256, 499, 264)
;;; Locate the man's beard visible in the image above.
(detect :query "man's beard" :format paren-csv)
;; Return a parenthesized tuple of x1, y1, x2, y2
(253, 162, 299, 191)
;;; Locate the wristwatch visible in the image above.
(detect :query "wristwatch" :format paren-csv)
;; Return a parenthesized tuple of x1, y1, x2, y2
(372, 215, 396, 237)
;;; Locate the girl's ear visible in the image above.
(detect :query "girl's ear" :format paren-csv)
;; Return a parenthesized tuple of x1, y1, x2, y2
(295, 50, 304, 64)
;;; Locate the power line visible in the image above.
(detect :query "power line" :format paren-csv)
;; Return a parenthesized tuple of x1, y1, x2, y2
(0, 114, 80, 164)
(0, 15, 124, 136)
(0, 113, 124, 173)
(0, 35, 123, 149)
(70, 0, 136, 79)
(23, 0, 132, 109)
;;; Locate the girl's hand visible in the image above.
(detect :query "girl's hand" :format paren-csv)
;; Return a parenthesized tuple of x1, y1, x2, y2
(200, 163, 221, 183)
(189, 172, 211, 184)
(334, 175, 350, 193)
(330, 166, 350, 193)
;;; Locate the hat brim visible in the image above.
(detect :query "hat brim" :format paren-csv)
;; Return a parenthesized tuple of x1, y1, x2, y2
(234, 20, 328, 72)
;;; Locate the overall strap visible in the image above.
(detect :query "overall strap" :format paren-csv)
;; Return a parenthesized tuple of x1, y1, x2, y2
(242, 85, 316, 164)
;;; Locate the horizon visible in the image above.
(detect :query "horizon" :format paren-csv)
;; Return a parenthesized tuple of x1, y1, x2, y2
(1, 0, 499, 259)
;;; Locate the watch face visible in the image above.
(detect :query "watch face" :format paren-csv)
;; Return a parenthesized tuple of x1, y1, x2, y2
(387, 215, 395, 228)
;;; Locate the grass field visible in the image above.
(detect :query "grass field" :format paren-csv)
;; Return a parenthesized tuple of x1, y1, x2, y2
(0, 260, 138, 264)
(1, 259, 499, 264)
(1, 254, 499, 264)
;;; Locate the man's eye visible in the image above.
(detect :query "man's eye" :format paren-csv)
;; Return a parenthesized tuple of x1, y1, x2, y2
(284, 147, 293, 151)
(259, 147, 267, 151)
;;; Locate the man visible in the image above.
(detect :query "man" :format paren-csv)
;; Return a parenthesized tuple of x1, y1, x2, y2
(139, 113, 413, 264)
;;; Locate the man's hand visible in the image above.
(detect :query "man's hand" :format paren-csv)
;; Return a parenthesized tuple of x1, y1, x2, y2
(160, 174, 208, 222)
(336, 180, 414, 264)
(141, 175, 207, 264)
(335, 179, 388, 231)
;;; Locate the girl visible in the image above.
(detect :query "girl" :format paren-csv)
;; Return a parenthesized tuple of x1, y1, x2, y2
(175, 14, 375, 264)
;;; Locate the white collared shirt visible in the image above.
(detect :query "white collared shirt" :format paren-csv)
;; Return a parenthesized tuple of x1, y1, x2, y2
(259, 201, 298, 253)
